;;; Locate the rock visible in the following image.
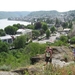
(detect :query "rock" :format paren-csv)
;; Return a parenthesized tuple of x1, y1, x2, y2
(0, 71, 19, 75)
(12, 67, 28, 75)
(30, 54, 45, 64)
(30, 57, 40, 64)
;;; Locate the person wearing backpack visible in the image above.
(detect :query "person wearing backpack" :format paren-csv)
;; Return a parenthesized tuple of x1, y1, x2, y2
(44, 46, 52, 65)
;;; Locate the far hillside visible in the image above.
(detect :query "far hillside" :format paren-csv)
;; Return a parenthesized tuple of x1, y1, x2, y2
(0, 11, 31, 19)
(26, 10, 75, 22)
(27, 10, 60, 18)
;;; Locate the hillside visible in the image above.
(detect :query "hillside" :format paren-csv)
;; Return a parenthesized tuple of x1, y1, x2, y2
(25, 10, 75, 22)
(0, 11, 30, 19)
(1, 10, 75, 22)
(10, 46, 75, 75)
(27, 10, 60, 18)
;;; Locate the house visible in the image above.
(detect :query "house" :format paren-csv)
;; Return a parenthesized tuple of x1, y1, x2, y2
(0, 29, 32, 44)
(57, 26, 63, 33)
(15, 29, 32, 38)
(0, 35, 13, 43)
(57, 28, 71, 36)
(47, 24, 55, 28)
(63, 28, 71, 34)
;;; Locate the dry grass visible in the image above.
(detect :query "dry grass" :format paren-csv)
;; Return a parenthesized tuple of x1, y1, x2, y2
(39, 63, 75, 75)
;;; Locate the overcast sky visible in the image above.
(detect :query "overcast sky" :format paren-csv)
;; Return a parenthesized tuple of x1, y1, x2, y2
(0, 0, 75, 12)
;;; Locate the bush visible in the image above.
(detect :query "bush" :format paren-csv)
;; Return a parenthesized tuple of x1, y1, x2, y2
(13, 35, 27, 49)
(0, 41, 9, 52)
(0, 42, 47, 69)
(60, 35, 68, 43)
(52, 40, 68, 46)
(25, 42, 47, 57)
(70, 36, 75, 44)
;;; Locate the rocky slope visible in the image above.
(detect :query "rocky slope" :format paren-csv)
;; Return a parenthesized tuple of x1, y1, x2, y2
(0, 46, 74, 75)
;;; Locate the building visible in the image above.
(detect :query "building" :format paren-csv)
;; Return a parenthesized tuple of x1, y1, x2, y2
(63, 28, 70, 33)
(0, 29, 32, 44)
(57, 26, 63, 33)
(15, 29, 32, 38)
(0, 35, 13, 43)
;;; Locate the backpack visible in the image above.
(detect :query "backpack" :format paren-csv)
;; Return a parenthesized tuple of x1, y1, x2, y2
(46, 50, 51, 57)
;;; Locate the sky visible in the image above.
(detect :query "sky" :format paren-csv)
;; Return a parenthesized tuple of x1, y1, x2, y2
(0, 0, 75, 12)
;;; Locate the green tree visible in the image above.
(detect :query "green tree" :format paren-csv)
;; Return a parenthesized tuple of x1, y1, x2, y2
(25, 24, 34, 29)
(50, 26, 56, 33)
(0, 40, 9, 52)
(46, 18, 53, 24)
(13, 35, 27, 49)
(68, 21, 73, 28)
(55, 18, 59, 24)
(55, 18, 62, 27)
(32, 30, 40, 39)
(34, 22, 42, 29)
(42, 22, 48, 32)
(62, 22, 68, 29)
(13, 23, 25, 29)
(46, 29, 50, 39)
(4, 26, 18, 35)
(0, 29, 6, 36)
(39, 29, 44, 35)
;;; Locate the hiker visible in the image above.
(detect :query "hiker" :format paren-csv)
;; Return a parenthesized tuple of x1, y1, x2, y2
(44, 46, 52, 65)
(73, 47, 75, 61)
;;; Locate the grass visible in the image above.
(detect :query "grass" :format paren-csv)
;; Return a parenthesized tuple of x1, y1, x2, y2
(22, 63, 75, 75)
(35, 63, 75, 75)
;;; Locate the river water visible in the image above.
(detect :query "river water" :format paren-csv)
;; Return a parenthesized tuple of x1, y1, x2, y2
(0, 19, 31, 29)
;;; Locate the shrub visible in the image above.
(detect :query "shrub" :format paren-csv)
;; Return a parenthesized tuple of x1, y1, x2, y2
(53, 40, 65, 46)
(0, 65, 11, 71)
(70, 36, 75, 44)
(60, 35, 68, 43)
(25, 42, 47, 57)
(0, 41, 9, 52)
(0, 42, 47, 69)
(13, 35, 27, 49)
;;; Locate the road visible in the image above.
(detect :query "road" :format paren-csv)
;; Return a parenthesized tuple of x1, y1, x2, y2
(33, 32, 60, 44)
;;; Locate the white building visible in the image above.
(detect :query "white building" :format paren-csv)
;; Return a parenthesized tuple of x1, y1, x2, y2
(0, 29, 32, 44)
(15, 29, 32, 38)
(63, 28, 71, 34)
(63, 28, 70, 32)
(0, 35, 13, 43)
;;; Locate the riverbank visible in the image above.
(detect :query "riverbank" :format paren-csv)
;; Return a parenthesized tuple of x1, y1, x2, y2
(0, 19, 31, 29)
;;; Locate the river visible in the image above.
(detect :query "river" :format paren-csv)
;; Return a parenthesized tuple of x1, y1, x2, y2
(0, 19, 31, 29)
